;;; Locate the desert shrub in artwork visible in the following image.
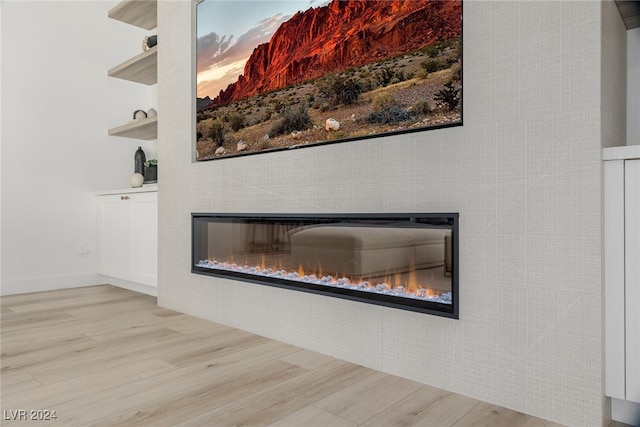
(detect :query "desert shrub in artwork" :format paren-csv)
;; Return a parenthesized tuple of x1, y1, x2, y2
(425, 44, 440, 58)
(228, 113, 246, 132)
(374, 66, 396, 87)
(450, 62, 462, 81)
(269, 99, 284, 114)
(361, 106, 412, 124)
(269, 104, 313, 137)
(412, 100, 432, 116)
(315, 74, 364, 107)
(262, 109, 273, 122)
(420, 59, 448, 76)
(208, 120, 226, 147)
(434, 82, 461, 111)
(372, 93, 398, 112)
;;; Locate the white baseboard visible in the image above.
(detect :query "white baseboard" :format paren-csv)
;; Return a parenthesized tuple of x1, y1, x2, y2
(612, 398, 640, 426)
(0, 273, 104, 296)
(100, 275, 157, 297)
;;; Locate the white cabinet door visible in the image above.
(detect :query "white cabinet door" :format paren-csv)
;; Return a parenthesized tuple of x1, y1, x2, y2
(97, 191, 157, 287)
(626, 159, 640, 403)
(605, 158, 626, 399)
(98, 194, 132, 278)
(131, 194, 158, 282)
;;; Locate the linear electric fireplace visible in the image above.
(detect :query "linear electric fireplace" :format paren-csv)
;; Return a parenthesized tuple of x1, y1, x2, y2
(192, 213, 459, 318)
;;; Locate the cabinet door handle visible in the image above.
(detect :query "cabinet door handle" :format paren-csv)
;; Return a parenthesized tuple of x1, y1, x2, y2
(120, 196, 130, 201)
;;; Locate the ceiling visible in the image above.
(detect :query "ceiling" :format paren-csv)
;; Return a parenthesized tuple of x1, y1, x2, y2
(616, 0, 640, 29)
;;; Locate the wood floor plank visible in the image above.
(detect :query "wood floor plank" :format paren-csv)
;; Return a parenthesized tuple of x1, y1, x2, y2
(360, 385, 479, 427)
(1, 327, 92, 352)
(0, 371, 41, 395)
(158, 328, 269, 368)
(80, 309, 232, 342)
(1, 305, 15, 314)
(26, 328, 188, 385)
(1, 334, 98, 374)
(69, 309, 191, 339)
(0, 285, 568, 427)
(3, 358, 177, 409)
(151, 306, 185, 317)
(175, 360, 376, 427)
(0, 285, 116, 308)
(62, 295, 157, 318)
(312, 370, 424, 424)
(266, 406, 358, 427)
(452, 401, 549, 427)
(166, 314, 230, 334)
(84, 320, 190, 342)
(1, 310, 76, 333)
(279, 348, 336, 370)
(91, 360, 308, 427)
(6, 289, 147, 314)
(50, 348, 306, 426)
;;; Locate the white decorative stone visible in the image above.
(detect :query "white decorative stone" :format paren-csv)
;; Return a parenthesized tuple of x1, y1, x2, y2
(130, 173, 144, 188)
(325, 118, 340, 131)
(237, 140, 247, 152)
(215, 147, 226, 156)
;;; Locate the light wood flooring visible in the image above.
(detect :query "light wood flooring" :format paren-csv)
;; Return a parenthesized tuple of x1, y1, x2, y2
(1, 285, 571, 426)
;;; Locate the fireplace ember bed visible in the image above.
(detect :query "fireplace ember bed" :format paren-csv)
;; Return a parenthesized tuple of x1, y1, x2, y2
(192, 213, 459, 318)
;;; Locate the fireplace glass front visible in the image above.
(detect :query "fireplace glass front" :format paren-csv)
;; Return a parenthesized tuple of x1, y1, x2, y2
(192, 213, 458, 318)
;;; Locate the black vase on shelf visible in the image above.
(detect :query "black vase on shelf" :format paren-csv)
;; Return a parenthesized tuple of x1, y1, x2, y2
(134, 147, 146, 175)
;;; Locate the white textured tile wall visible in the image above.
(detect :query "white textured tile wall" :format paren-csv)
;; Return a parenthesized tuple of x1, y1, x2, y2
(157, 2, 626, 426)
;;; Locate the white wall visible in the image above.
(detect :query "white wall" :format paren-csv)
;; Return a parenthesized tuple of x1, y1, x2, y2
(0, 1, 156, 295)
(157, 1, 627, 426)
(629, 27, 640, 145)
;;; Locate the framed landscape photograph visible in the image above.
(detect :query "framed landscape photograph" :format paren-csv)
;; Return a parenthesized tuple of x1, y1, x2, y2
(196, 0, 462, 160)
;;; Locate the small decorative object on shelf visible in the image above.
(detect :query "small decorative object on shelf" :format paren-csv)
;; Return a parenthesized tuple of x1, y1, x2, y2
(144, 159, 157, 183)
(135, 146, 146, 175)
(133, 109, 147, 120)
(130, 173, 144, 188)
(143, 35, 157, 52)
(147, 108, 157, 118)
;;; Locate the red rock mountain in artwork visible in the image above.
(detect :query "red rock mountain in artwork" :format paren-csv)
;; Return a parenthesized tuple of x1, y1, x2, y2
(213, 0, 462, 106)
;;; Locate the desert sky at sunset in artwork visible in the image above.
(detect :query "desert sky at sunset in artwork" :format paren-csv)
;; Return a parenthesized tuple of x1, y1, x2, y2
(197, 0, 329, 99)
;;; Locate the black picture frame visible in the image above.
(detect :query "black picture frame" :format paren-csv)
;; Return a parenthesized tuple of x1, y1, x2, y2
(196, 0, 463, 161)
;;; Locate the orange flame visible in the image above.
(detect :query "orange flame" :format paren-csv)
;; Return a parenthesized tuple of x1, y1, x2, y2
(207, 254, 443, 299)
(405, 268, 419, 293)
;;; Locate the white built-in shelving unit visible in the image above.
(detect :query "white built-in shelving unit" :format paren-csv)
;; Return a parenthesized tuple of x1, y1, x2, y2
(107, 0, 157, 140)
(98, 0, 159, 296)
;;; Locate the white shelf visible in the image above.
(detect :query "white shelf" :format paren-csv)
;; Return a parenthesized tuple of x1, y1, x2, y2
(108, 0, 157, 30)
(108, 46, 157, 86)
(108, 116, 157, 140)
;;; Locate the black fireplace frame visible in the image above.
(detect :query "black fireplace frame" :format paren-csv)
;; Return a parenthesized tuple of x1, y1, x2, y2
(192, 213, 459, 319)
